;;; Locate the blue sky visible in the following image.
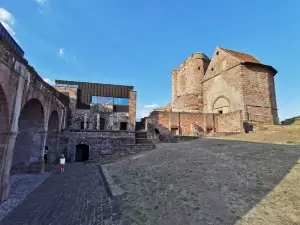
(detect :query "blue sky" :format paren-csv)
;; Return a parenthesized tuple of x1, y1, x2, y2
(1, 0, 300, 121)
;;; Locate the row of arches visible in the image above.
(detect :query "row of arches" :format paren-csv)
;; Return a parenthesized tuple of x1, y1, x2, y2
(0, 84, 61, 173)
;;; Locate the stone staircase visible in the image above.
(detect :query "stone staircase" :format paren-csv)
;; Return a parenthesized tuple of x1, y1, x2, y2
(99, 132, 155, 164)
(135, 131, 153, 144)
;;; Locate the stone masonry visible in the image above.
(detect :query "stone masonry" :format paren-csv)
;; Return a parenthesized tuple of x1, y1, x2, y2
(145, 46, 279, 135)
(0, 43, 68, 202)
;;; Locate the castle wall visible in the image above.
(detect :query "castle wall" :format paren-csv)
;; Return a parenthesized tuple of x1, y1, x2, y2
(241, 64, 278, 123)
(146, 111, 205, 135)
(214, 110, 244, 133)
(172, 53, 209, 112)
(203, 65, 244, 114)
(59, 130, 135, 162)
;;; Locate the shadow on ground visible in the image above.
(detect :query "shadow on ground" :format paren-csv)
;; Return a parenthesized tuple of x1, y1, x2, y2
(106, 139, 300, 225)
(0, 163, 131, 225)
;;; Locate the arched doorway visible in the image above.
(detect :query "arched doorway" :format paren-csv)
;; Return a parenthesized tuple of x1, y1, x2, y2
(0, 85, 9, 171)
(75, 144, 89, 162)
(46, 110, 59, 164)
(12, 98, 44, 171)
(212, 97, 230, 114)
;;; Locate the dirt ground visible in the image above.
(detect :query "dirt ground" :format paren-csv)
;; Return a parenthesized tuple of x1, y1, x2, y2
(209, 124, 300, 145)
(105, 139, 300, 225)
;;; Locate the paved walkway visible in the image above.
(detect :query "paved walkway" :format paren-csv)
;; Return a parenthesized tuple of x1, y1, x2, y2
(0, 163, 130, 225)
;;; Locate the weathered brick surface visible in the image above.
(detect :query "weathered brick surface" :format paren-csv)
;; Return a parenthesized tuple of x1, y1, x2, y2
(59, 130, 136, 162)
(203, 60, 244, 114)
(145, 46, 279, 135)
(146, 111, 170, 133)
(172, 53, 209, 112)
(179, 112, 205, 135)
(0, 43, 68, 201)
(214, 110, 244, 133)
(241, 64, 278, 123)
(129, 91, 136, 127)
(70, 107, 130, 131)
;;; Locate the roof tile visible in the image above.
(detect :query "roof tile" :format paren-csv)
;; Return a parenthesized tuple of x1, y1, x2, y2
(219, 47, 262, 64)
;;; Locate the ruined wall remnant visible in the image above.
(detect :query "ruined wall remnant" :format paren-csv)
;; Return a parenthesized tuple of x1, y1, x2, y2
(129, 91, 136, 129)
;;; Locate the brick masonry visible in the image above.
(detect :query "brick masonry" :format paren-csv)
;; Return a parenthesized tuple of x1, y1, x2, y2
(129, 91, 136, 128)
(59, 130, 136, 162)
(0, 43, 68, 201)
(214, 110, 244, 133)
(144, 46, 279, 135)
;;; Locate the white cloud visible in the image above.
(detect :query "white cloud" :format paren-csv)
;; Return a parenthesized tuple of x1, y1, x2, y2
(1, 22, 15, 36)
(144, 104, 159, 108)
(140, 110, 151, 118)
(35, 0, 48, 5)
(0, 8, 14, 25)
(0, 8, 16, 37)
(59, 48, 64, 57)
(43, 78, 55, 85)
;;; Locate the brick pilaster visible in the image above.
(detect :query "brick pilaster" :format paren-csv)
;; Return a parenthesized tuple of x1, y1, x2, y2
(129, 91, 136, 128)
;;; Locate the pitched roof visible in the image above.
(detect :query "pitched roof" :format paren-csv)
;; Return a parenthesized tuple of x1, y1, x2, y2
(219, 47, 277, 75)
(219, 47, 262, 64)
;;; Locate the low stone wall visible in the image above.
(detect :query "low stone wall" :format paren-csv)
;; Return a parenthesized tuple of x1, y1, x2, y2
(59, 130, 136, 162)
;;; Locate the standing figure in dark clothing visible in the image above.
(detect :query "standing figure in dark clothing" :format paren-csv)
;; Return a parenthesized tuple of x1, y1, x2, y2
(44, 146, 48, 164)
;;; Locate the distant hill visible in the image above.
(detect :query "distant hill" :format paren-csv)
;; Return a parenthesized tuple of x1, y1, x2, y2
(281, 116, 300, 125)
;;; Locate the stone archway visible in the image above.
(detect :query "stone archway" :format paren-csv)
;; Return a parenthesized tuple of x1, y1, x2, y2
(0, 85, 9, 177)
(45, 110, 59, 164)
(212, 96, 230, 114)
(12, 98, 44, 172)
(75, 144, 89, 162)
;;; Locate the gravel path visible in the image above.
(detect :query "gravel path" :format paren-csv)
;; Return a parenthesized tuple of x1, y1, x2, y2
(0, 173, 50, 221)
(105, 139, 300, 225)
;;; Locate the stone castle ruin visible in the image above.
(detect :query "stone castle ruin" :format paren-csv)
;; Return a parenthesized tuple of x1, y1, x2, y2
(0, 21, 279, 203)
(144, 47, 279, 135)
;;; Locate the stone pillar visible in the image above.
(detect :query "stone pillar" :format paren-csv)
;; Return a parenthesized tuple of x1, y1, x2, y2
(172, 70, 178, 103)
(84, 113, 87, 130)
(30, 130, 47, 163)
(47, 132, 60, 163)
(0, 132, 17, 202)
(129, 91, 136, 129)
(0, 71, 26, 202)
(96, 113, 100, 130)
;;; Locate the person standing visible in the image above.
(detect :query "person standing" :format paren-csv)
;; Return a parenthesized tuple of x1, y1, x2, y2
(44, 146, 48, 164)
(60, 154, 65, 174)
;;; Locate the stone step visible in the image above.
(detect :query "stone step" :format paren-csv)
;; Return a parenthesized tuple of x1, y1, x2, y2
(135, 138, 153, 144)
(135, 132, 147, 139)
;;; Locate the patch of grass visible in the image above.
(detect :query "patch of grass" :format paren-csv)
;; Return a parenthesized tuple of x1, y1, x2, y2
(210, 124, 300, 145)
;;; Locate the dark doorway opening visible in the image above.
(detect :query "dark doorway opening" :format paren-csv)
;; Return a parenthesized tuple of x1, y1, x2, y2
(155, 128, 160, 134)
(120, 122, 127, 130)
(171, 128, 178, 135)
(218, 110, 223, 114)
(100, 118, 105, 130)
(75, 144, 89, 162)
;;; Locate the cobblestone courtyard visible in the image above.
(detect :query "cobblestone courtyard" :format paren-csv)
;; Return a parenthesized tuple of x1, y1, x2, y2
(105, 139, 300, 225)
(0, 163, 130, 225)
